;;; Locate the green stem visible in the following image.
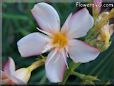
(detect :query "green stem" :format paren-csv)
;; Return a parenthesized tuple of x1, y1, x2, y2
(70, 63, 81, 71)
(71, 71, 100, 83)
(71, 71, 85, 79)
(61, 62, 81, 85)
(61, 70, 71, 85)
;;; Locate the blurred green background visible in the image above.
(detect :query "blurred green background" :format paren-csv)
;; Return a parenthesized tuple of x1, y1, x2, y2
(2, 2, 114, 85)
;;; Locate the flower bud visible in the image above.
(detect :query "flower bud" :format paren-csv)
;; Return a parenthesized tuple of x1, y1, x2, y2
(13, 68, 31, 83)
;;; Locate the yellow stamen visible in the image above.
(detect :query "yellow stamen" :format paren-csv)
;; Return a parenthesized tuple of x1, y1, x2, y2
(52, 32, 68, 48)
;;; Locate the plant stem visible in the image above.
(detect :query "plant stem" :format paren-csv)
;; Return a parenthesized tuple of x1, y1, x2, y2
(71, 71, 85, 79)
(61, 71, 70, 85)
(27, 58, 46, 72)
(61, 62, 81, 85)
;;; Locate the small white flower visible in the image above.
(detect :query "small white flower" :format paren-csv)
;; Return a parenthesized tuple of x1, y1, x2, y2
(17, 2, 100, 82)
(1, 58, 31, 84)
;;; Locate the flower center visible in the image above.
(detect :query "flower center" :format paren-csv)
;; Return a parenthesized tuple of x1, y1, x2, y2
(52, 32, 68, 48)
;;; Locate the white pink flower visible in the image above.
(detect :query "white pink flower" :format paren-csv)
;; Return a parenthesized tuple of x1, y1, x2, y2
(1, 58, 31, 84)
(17, 2, 100, 82)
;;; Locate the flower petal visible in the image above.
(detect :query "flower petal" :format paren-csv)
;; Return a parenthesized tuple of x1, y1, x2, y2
(17, 32, 50, 57)
(45, 49, 66, 82)
(14, 68, 31, 83)
(67, 8, 94, 38)
(10, 75, 26, 84)
(1, 70, 25, 84)
(31, 2, 60, 34)
(3, 58, 15, 75)
(61, 13, 72, 34)
(1, 70, 15, 85)
(68, 39, 100, 63)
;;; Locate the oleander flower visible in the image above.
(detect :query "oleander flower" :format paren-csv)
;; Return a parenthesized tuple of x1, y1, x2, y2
(1, 58, 32, 84)
(17, 2, 100, 82)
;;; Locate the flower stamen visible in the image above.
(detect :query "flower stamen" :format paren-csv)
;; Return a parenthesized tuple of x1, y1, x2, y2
(52, 32, 68, 48)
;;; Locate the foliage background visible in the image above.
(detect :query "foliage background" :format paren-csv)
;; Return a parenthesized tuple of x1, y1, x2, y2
(2, 1, 114, 85)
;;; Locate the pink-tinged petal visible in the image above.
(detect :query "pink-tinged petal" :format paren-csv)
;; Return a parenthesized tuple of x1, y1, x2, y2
(10, 75, 26, 84)
(31, 2, 60, 34)
(45, 49, 66, 82)
(3, 58, 15, 75)
(61, 13, 72, 34)
(93, 0, 102, 13)
(1, 70, 15, 85)
(1, 70, 25, 85)
(17, 32, 50, 57)
(68, 39, 100, 63)
(13, 68, 31, 83)
(67, 8, 94, 38)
